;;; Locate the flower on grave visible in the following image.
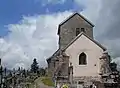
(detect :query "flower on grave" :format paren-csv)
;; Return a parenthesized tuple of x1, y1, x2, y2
(61, 84, 68, 88)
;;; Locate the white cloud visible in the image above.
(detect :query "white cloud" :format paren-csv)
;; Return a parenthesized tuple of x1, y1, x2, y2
(0, 0, 106, 69)
(80, 0, 120, 70)
(47, 0, 66, 4)
(75, 0, 120, 59)
(0, 11, 73, 69)
(40, 0, 66, 6)
(1, 0, 120, 70)
(74, 0, 102, 23)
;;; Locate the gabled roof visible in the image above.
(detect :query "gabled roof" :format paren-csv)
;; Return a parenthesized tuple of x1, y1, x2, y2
(58, 12, 95, 35)
(47, 32, 106, 61)
(62, 32, 106, 51)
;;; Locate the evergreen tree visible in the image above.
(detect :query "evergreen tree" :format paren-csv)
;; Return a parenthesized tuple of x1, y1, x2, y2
(110, 62, 117, 71)
(26, 70, 29, 76)
(22, 69, 27, 78)
(31, 58, 39, 73)
(8, 71, 12, 77)
(18, 67, 21, 72)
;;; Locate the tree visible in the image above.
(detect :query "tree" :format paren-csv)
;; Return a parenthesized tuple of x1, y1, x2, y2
(21, 69, 27, 78)
(110, 62, 117, 71)
(8, 71, 12, 78)
(31, 58, 39, 73)
(18, 67, 21, 72)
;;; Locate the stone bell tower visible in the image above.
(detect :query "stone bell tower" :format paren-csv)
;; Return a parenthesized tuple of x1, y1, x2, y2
(57, 13, 94, 49)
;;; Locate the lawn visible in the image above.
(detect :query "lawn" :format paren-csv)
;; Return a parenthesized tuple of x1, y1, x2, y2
(41, 77, 54, 87)
(26, 76, 55, 88)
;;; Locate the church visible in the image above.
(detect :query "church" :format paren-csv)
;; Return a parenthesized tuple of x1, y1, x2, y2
(46, 13, 116, 88)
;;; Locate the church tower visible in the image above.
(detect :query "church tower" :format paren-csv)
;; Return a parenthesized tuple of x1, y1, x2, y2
(57, 13, 94, 49)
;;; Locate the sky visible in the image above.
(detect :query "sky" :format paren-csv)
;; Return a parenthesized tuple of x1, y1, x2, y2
(0, 0, 80, 36)
(0, 0, 120, 70)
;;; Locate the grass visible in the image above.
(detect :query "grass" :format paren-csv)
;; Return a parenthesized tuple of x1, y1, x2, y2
(35, 77, 42, 88)
(41, 77, 54, 87)
(25, 76, 55, 88)
(27, 77, 41, 88)
(29, 83, 35, 88)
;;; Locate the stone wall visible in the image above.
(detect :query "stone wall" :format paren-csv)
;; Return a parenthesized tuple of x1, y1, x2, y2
(72, 76, 103, 88)
(59, 14, 93, 49)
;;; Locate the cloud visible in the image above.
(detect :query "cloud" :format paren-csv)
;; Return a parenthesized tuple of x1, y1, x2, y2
(1, 0, 120, 70)
(0, 11, 73, 69)
(40, 0, 66, 6)
(91, 0, 120, 70)
(74, 0, 120, 69)
(75, 0, 120, 60)
(47, 0, 66, 4)
(0, 0, 102, 69)
(75, 0, 101, 23)
(92, 0, 120, 70)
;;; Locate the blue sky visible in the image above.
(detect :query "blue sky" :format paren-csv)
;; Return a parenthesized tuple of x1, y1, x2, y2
(0, 0, 83, 37)
(0, 0, 87, 69)
(1, 0, 120, 69)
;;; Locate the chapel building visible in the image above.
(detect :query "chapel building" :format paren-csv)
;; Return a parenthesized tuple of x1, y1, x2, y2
(47, 13, 112, 88)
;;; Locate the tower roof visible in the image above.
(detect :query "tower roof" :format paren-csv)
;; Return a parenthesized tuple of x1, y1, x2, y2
(57, 12, 94, 35)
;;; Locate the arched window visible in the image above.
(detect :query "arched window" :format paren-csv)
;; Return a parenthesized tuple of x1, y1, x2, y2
(79, 52, 87, 65)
